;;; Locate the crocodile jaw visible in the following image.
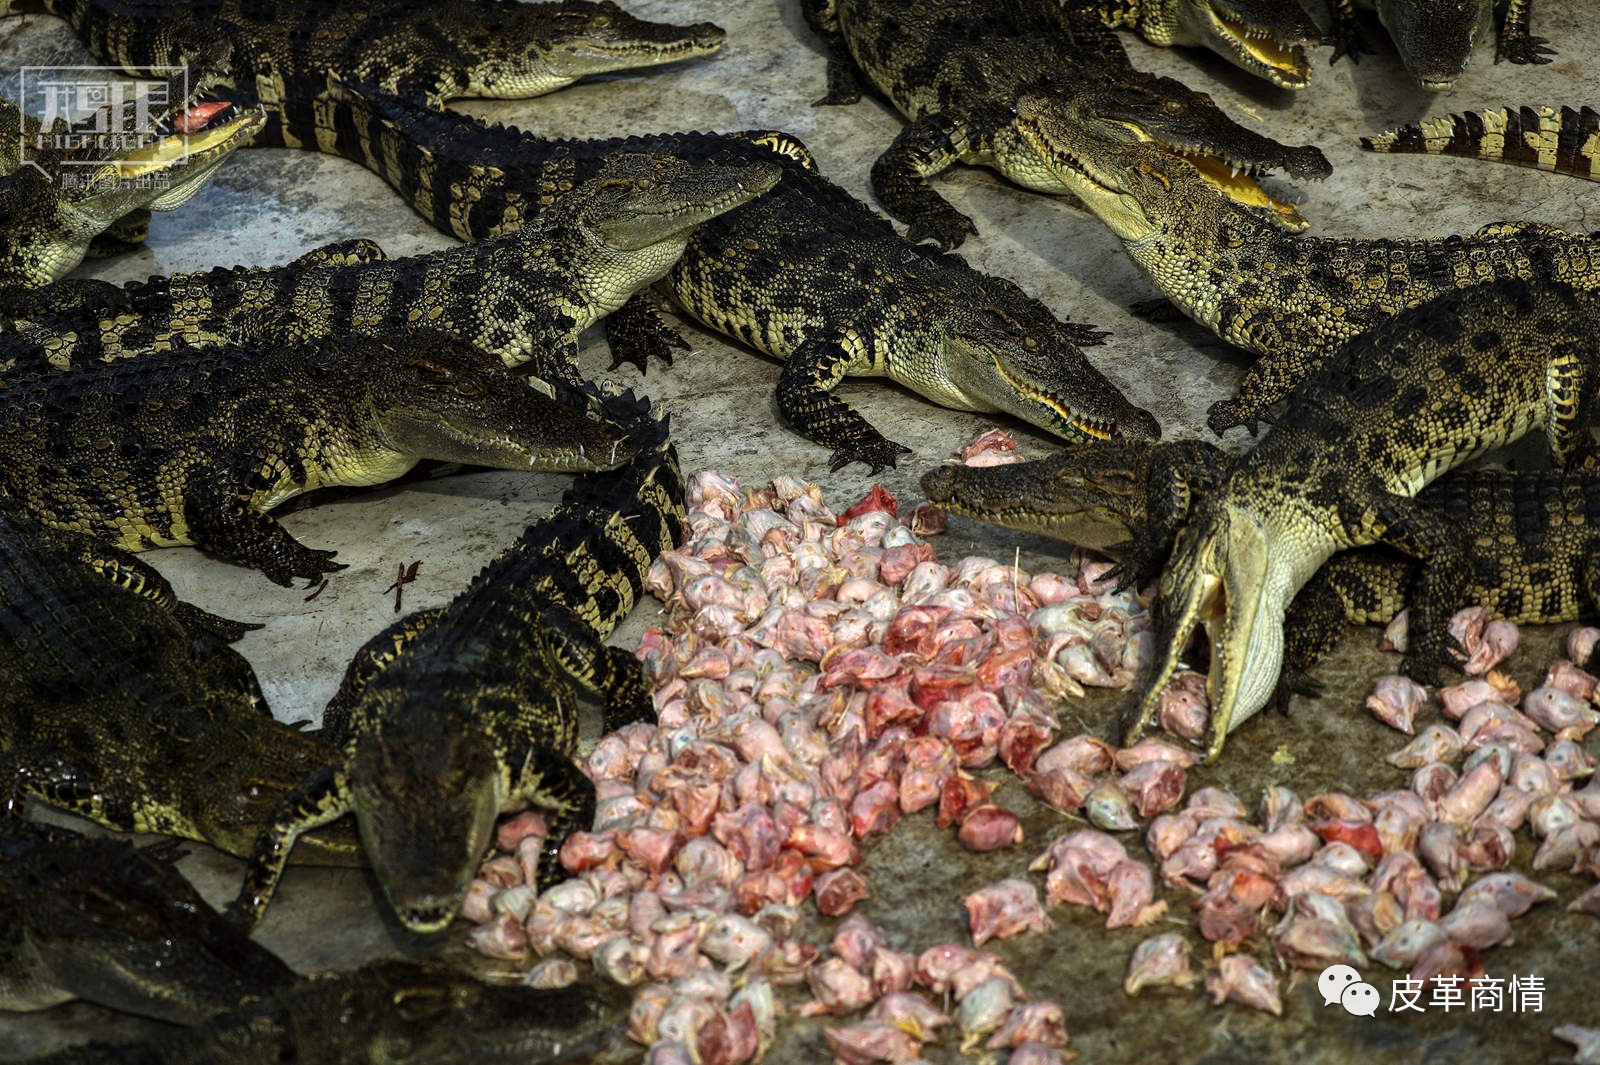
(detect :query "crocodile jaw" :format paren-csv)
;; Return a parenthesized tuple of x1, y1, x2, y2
(1179, 0, 1314, 89)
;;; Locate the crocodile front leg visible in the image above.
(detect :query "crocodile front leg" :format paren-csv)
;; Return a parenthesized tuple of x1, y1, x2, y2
(871, 108, 1002, 250)
(183, 465, 347, 587)
(75, 538, 262, 642)
(1496, 0, 1553, 64)
(539, 606, 656, 731)
(1327, 0, 1374, 63)
(777, 334, 912, 473)
(1108, 451, 1210, 590)
(227, 763, 352, 929)
(1275, 566, 1358, 708)
(801, 0, 864, 105)
(604, 293, 690, 373)
(518, 753, 596, 891)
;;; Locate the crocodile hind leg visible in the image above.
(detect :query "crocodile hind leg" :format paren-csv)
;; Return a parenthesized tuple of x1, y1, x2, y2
(800, 0, 864, 104)
(870, 108, 1003, 250)
(183, 466, 347, 587)
(226, 763, 353, 930)
(1276, 570, 1346, 708)
(73, 537, 261, 642)
(604, 293, 690, 373)
(1496, 0, 1553, 63)
(518, 753, 596, 891)
(777, 333, 912, 473)
(539, 606, 656, 731)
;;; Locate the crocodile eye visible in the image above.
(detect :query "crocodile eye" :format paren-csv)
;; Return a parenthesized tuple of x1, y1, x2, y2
(1024, 336, 1039, 349)
(1163, 99, 1184, 115)
(405, 358, 455, 384)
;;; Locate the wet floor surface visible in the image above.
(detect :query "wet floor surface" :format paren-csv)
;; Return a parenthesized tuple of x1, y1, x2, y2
(1, 0, 1598, 1061)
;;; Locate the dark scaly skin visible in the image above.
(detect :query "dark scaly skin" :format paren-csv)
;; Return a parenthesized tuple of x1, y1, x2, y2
(0, 153, 779, 391)
(228, 390, 683, 933)
(1010, 106, 1600, 434)
(0, 330, 637, 586)
(13, 959, 639, 1065)
(802, 0, 1328, 249)
(0, 44, 262, 304)
(271, 82, 1157, 473)
(924, 441, 1600, 695)
(4, 0, 725, 146)
(1129, 279, 1600, 761)
(0, 820, 295, 1024)
(0, 494, 363, 866)
(1054, 0, 1322, 88)
(1365, 106, 1600, 180)
(1329, 0, 1551, 86)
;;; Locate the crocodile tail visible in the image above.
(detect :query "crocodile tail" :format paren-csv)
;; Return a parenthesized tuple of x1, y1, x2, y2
(1362, 105, 1600, 181)
(509, 386, 684, 640)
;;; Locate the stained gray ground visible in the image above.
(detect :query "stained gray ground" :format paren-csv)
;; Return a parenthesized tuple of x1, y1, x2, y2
(0, 1, 1596, 1062)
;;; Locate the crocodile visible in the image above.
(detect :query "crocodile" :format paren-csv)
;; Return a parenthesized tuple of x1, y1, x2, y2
(1010, 98, 1600, 434)
(227, 388, 681, 932)
(0, 328, 636, 586)
(10, 958, 638, 1065)
(924, 440, 1600, 691)
(1042, 0, 1324, 90)
(0, 44, 262, 312)
(1124, 278, 1600, 760)
(264, 81, 1158, 473)
(0, 492, 363, 866)
(1364, 105, 1600, 180)
(0, 151, 778, 390)
(5, 0, 726, 146)
(0, 819, 296, 1024)
(802, 0, 1329, 249)
(1329, 0, 1551, 88)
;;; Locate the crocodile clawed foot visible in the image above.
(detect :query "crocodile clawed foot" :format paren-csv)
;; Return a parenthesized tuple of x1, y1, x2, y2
(1399, 638, 1459, 686)
(606, 317, 689, 374)
(1272, 668, 1323, 713)
(1128, 297, 1184, 323)
(814, 60, 863, 106)
(828, 439, 913, 474)
(905, 209, 977, 252)
(1328, 26, 1374, 65)
(262, 550, 346, 589)
(1496, 35, 1555, 65)
(1205, 399, 1259, 438)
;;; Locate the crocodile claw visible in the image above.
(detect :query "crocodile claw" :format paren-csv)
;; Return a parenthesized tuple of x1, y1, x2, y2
(814, 60, 863, 106)
(261, 549, 345, 589)
(606, 311, 689, 374)
(1205, 398, 1261, 438)
(905, 210, 977, 252)
(828, 439, 913, 474)
(1328, 25, 1374, 65)
(1495, 34, 1555, 65)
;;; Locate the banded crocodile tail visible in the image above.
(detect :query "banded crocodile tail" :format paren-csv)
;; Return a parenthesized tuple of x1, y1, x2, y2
(1362, 106, 1600, 181)
(501, 385, 685, 640)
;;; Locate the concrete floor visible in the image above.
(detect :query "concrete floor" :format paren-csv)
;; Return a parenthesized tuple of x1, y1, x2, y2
(1, 0, 1598, 1061)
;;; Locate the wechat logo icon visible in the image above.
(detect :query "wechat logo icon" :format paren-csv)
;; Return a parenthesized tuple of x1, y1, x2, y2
(1319, 964, 1380, 1017)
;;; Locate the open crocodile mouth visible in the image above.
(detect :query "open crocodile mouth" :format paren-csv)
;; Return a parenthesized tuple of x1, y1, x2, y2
(1171, 149, 1307, 230)
(993, 361, 1114, 441)
(1203, 1, 1312, 89)
(113, 100, 263, 177)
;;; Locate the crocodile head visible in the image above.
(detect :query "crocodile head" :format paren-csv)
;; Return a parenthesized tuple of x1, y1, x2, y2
(1073, 70, 1331, 183)
(1374, 0, 1493, 89)
(569, 151, 780, 250)
(452, 0, 726, 98)
(1160, 0, 1321, 89)
(0, 47, 263, 287)
(321, 960, 636, 1064)
(1131, 494, 1324, 761)
(1015, 96, 1307, 240)
(361, 331, 638, 472)
(188, 710, 366, 867)
(934, 281, 1159, 443)
(2, 821, 296, 1024)
(348, 706, 504, 933)
(921, 441, 1163, 550)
